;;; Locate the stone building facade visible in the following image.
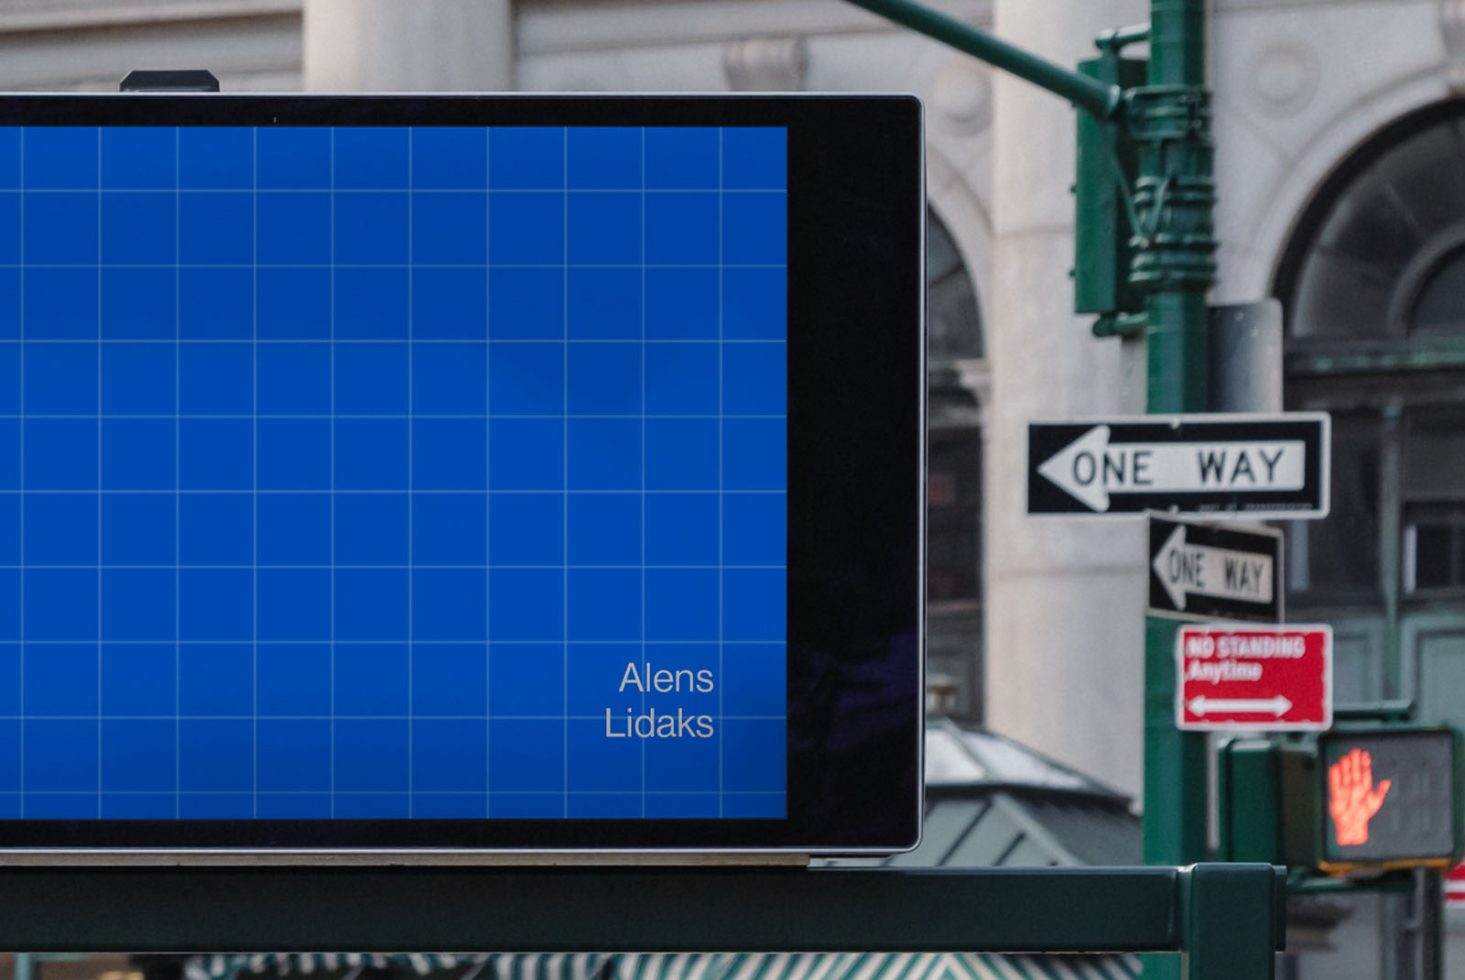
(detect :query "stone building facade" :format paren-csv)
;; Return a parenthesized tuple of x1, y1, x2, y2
(5, 0, 1465, 973)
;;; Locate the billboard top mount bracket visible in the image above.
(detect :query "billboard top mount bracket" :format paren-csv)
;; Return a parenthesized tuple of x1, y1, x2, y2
(119, 70, 220, 93)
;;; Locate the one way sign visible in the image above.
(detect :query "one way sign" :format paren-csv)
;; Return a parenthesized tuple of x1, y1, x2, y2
(1027, 413, 1330, 519)
(1149, 514, 1281, 622)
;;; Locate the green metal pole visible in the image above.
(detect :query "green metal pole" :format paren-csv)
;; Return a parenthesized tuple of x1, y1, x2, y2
(1134, 0, 1217, 976)
(830, 5, 1232, 970)
(1179, 865, 1284, 980)
(841, 0, 1122, 119)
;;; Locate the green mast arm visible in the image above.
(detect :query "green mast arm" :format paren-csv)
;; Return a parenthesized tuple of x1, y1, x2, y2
(843, 0, 1124, 120)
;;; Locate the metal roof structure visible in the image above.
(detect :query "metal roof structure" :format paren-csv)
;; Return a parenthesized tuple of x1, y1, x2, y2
(861, 718, 1142, 871)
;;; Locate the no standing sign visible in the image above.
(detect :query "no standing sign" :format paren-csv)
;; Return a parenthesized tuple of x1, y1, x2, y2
(1176, 624, 1333, 732)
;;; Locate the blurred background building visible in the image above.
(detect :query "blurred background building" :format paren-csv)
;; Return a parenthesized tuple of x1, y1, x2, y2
(3, 0, 1465, 975)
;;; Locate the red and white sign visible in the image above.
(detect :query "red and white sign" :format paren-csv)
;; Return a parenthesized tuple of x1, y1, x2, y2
(1176, 625, 1332, 732)
(1448, 863, 1465, 910)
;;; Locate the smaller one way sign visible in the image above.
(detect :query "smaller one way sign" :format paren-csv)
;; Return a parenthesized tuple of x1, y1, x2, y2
(1149, 514, 1281, 623)
(1027, 412, 1330, 518)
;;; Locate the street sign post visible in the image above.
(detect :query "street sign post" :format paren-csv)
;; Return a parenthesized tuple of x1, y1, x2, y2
(1148, 515, 1281, 622)
(1176, 625, 1332, 732)
(1027, 412, 1330, 518)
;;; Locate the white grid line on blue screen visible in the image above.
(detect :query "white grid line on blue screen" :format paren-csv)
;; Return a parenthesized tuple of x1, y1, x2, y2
(14, 127, 21, 818)
(16, 640, 782, 647)
(639, 127, 646, 818)
(0, 264, 786, 272)
(2, 488, 783, 494)
(17, 639, 782, 646)
(0, 338, 784, 345)
(492, 125, 498, 820)
(251, 126, 260, 818)
(561, 125, 569, 820)
(5, 716, 784, 723)
(328, 128, 337, 817)
(406, 127, 415, 818)
(173, 126, 182, 819)
(0, 188, 785, 195)
(717, 129, 725, 817)
(2, 785, 791, 796)
(1, 565, 783, 572)
(6, 125, 787, 820)
(1, 413, 785, 419)
(94, 125, 103, 819)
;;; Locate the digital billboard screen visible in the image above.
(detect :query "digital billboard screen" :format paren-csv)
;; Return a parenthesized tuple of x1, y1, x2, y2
(0, 95, 923, 854)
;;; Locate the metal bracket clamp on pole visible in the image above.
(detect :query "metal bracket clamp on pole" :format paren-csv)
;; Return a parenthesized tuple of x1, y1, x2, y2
(0, 865, 1282, 968)
(1126, 85, 1216, 292)
(842, 0, 1123, 120)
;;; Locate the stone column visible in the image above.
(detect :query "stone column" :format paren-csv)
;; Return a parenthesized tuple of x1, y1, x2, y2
(303, 0, 513, 92)
(986, 0, 1150, 798)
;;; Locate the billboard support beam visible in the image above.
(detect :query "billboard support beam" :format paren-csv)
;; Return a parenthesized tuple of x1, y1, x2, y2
(1180, 864, 1284, 980)
(0, 864, 1281, 969)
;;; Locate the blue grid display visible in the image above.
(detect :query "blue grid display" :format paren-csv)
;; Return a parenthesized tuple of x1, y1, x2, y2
(0, 125, 787, 820)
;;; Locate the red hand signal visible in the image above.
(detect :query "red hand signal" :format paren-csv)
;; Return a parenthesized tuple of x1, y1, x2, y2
(1328, 748, 1391, 847)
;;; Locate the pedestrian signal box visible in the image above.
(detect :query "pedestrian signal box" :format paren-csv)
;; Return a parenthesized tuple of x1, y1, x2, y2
(1317, 729, 1463, 873)
(1219, 727, 1464, 875)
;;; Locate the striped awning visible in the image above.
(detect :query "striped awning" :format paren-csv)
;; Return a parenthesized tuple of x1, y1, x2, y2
(182, 950, 1140, 980)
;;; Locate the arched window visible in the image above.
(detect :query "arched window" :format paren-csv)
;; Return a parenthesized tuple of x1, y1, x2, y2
(928, 210, 983, 359)
(926, 209, 985, 721)
(1284, 107, 1465, 341)
(1403, 234, 1465, 337)
(1275, 102, 1465, 719)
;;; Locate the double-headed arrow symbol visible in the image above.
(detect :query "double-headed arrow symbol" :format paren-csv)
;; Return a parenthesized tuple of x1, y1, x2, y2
(1186, 694, 1292, 717)
(1036, 425, 1306, 513)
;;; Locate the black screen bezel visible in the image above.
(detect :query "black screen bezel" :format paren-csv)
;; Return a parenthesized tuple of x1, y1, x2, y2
(0, 94, 924, 854)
